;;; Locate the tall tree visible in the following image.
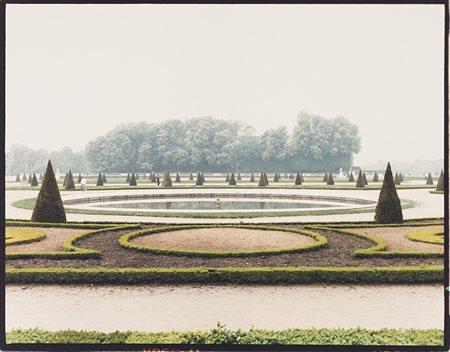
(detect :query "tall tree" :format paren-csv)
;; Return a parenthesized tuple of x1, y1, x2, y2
(375, 162, 403, 224)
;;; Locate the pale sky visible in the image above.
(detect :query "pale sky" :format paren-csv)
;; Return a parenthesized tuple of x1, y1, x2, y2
(5, 4, 445, 164)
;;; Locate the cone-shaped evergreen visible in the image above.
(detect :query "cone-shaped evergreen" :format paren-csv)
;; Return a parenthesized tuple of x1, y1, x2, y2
(39, 173, 43, 180)
(375, 162, 403, 224)
(327, 172, 335, 185)
(189, 173, 194, 181)
(426, 172, 434, 185)
(31, 173, 38, 187)
(28, 174, 33, 184)
(77, 173, 82, 183)
(62, 173, 68, 186)
(225, 174, 230, 182)
(175, 172, 181, 183)
(195, 172, 203, 186)
(15, 174, 20, 182)
(126, 173, 130, 183)
(373, 172, 379, 182)
(96, 172, 104, 186)
(399, 173, 404, 182)
(436, 170, 444, 192)
(22, 173, 27, 181)
(129, 173, 137, 186)
(31, 160, 66, 223)
(363, 172, 368, 185)
(289, 173, 294, 179)
(151, 173, 156, 182)
(394, 172, 401, 185)
(356, 170, 365, 188)
(349, 172, 355, 182)
(273, 173, 279, 182)
(201, 172, 205, 182)
(323, 173, 328, 183)
(237, 173, 241, 181)
(229, 172, 237, 185)
(102, 173, 107, 183)
(163, 171, 172, 187)
(250, 173, 255, 182)
(295, 172, 302, 185)
(65, 170, 75, 190)
(263, 172, 268, 186)
(258, 172, 266, 187)
(300, 173, 305, 183)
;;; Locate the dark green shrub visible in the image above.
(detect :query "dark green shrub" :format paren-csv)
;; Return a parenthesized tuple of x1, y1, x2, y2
(225, 174, 230, 182)
(363, 172, 368, 185)
(373, 172, 379, 182)
(65, 170, 75, 191)
(31, 160, 66, 223)
(229, 172, 237, 185)
(289, 173, 294, 179)
(126, 173, 130, 183)
(300, 173, 304, 183)
(323, 173, 328, 182)
(295, 172, 302, 185)
(356, 170, 365, 188)
(77, 173, 82, 183)
(151, 172, 156, 182)
(96, 172, 104, 186)
(189, 173, 194, 181)
(102, 173, 107, 183)
(426, 172, 434, 185)
(436, 170, 444, 192)
(264, 172, 269, 186)
(273, 173, 279, 182)
(175, 172, 181, 183)
(394, 172, 401, 185)
(163, 171, 172, 187)
(201, 172, 205, 182)
(349, 172, 355, 182)
(375, 162, 403, 224)
(258, 173, 266, 187)
(15, 174, 20, 182)
(30, 173, 38, 187)
(196, 172, 203, 186)
(399, 172, 404, 182)
(237, 173, 241, 181)
(39, 173, 43, 180)
(250, 173, 255, 182)
(326, 173, 334, 185)
(62, 173, 67, 186)
(129, 173, 137, 186)
(22, 173, 27, 181)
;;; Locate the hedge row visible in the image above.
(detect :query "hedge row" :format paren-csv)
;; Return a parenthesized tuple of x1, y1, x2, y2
(405, 229, 445, 245)
(119, 225, 328, 257)
(5, 220, 113, 229)
(5, 326, 445, 345)
(5, 266, 443, 284)
(5, 228, 46, 246)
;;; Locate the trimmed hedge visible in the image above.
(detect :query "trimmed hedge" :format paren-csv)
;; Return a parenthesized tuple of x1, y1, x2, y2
(4, 265, 443, 284)
(5, 326, 445, 345)
(5, 228, 46, 245)
(119, 225, 328, 257)
(405, 229, 444, 245)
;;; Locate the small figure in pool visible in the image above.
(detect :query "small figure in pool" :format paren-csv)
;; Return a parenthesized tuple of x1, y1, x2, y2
(156, 175, 160, 186)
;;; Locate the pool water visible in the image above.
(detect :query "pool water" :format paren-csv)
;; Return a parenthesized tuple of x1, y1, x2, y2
(94, 200, 339, 210)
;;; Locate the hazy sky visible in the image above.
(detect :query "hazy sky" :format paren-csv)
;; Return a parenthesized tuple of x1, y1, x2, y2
(5, 4, 445, 164)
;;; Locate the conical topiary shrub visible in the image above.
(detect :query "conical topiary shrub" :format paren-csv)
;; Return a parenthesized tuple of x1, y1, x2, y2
(31, 173, 38, 187)
(436, 170, 444, 192)
(289, 173, 294, 179)
(175, 172, 181, 183)
(273, 173, 279, 182)
(201, 172, 205, 183)
(225, 174, 230, 182)
(356, 170, 365, 188)
(129, 173, 137, 186)
(295, 172, 302, 186)
(375, 162, 403, 224)
(28, 174, 32, 184)
(300, 173, 305, 183)
(62, 173, 68, 186)
(394, 172, 401, 185)
(195, 172, 203, 186)
(426, 172, 434, 185)
(65, 170, 75, 191)
(189, 173, 194, 181)
(363, 172, 368, 186)
(22, 173, 27, 181)
(15, 174, 20, 182)
(327, 172, 334, 185)
(399, 173, 404, 183)
(237, 173, 241, 181)
(102, 173, 107, 183)
(31, 160, 66, 223)
(163, 171, 172, 187)
(96, 172, 104, 186)
(264, 172, 269, 186)
(373, 172, 379, 182)
(250, 173, 255, 182)
(258, 172, 267, 187)
(229, 172, 237, 186)
(151, 173, 156, 182)
(126, 173, 130, 183)
(77, 173, 82, 183)
(39, 173, 43, 180)
(349, 172, 355, 182)
(323, 173, 328, 183)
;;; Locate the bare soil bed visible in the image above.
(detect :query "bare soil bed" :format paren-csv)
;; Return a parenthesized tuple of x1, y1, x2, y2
(132, 227, 316, 252)
(5, 225, 443, 269)
(342, 225, 444, 252)
(6, 227, 89, 253)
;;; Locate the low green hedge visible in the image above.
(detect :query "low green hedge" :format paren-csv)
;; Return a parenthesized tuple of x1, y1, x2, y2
(405, 229, 445, 245)
(119, 225, 327, 257)
(5, 228, 46, 246)
(5, 220, 113, 229)
(5, 325, 445, 345)
(5, 266, 443, 284)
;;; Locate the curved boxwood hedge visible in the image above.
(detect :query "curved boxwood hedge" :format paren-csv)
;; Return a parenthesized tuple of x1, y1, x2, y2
(405, 229, 445, 245)
(119, 225, 328, 257)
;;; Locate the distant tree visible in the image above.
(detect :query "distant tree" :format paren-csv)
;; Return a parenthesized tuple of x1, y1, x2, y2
(323, 173, 328, 183)
(250, 173, 255, 182)
(356, 170, 365, 188)
(289, 173, 294, 179)
(163, 171, 172, 187)
(31, 173, 38, 187)
(135, 173, 140, 180)
(62, 173, 67, 187)
(229, 172, 237, 185)
(300, 173, 305, 183)
(273, 173, 279, 182)
(399, 173, 404, 182)
(201, 172, 205, 182)
(175, 172, 181, 183)
(426, 172, 434, 185)
(129, 173, 137, 186)
(77, 173, 82, 183)
(375, 162, 403, 224)
(15, 174, 20, 182)
(258, 172, 267, 187)
(189, 173, 194, 181)
(237, 173, 241, 181)
(102, 173, 107, 183)
(225, 174, 230, 182)
(126, 173, 131, 183)
(394, 172, 401, 185)
(363, 172, 368, 185)
(373, 172, 379, 182)
(349, 172, 355, 182)
(64, 170, 75, 190)
(22, 173, 27, 181)
(28, 174, 33, 184)
(327, 172, 335, 185)
(195, 172, 203, 186)
(436, 170, 444, 192)
(295, 172, 302, 185)
(151, 173, 156, 182)
(31, 160, 66, 223)
(39, 173, 43, 180)
(264, 172, 269, 186)
(96, 172, 104, 186)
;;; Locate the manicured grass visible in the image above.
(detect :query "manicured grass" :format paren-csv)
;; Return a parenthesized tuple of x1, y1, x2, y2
(5, 325, 445, 345)
(405, 229, 444, 245)
(5, 228, 46, 246)
(12, 198, 416, 219)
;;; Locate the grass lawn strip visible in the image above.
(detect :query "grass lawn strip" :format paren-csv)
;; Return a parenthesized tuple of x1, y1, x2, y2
(5, 228, 46, 246)
(405, 229, 444, 245)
